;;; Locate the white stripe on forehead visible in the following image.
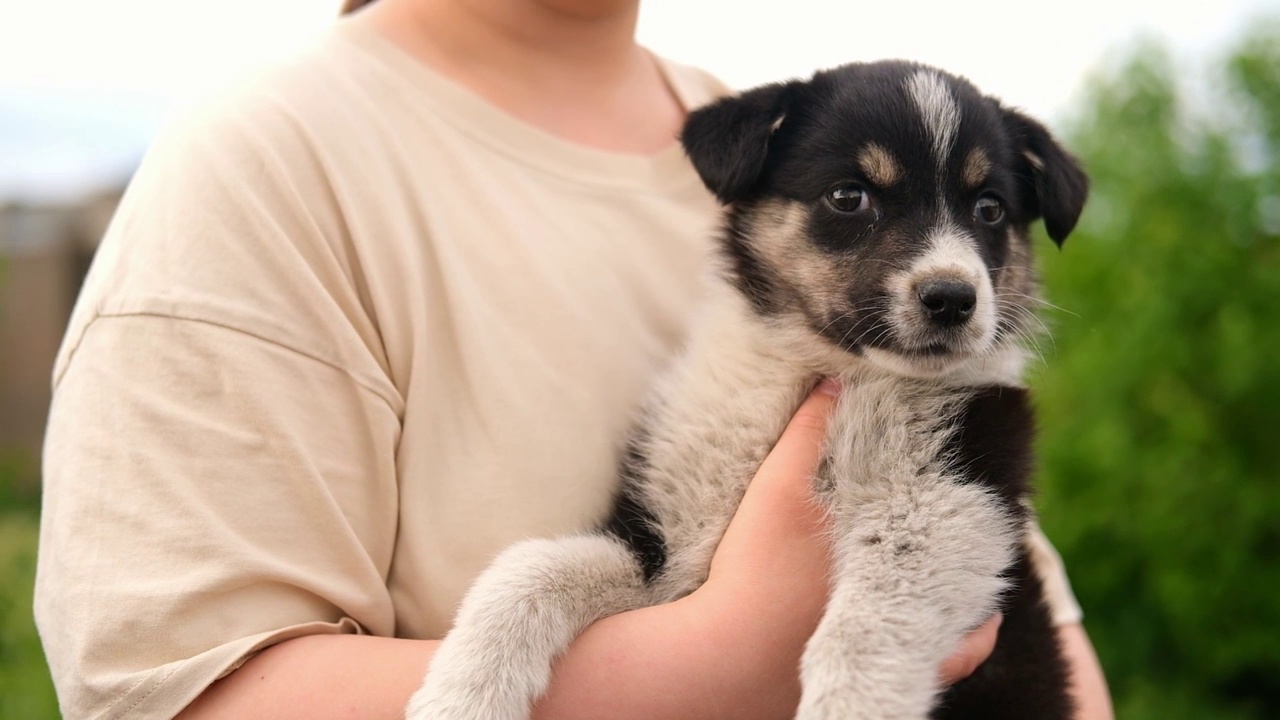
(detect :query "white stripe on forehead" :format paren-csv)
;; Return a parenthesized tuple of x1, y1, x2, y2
(907, 70, 960, 169)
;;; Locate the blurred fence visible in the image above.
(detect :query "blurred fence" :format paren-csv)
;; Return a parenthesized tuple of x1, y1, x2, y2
(0, 190, 119, 491)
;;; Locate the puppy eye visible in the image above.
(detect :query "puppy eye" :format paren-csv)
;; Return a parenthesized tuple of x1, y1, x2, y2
(974, 195, 1004, 225)
(826, 183, 872, 213)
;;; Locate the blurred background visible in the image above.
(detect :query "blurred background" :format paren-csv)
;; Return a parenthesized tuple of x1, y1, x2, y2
(2, 1, 1278, 718)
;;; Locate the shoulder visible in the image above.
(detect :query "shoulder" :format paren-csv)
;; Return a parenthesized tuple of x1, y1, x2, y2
(145, 26, 380, 187)
(59, 27, 403, 383)
(651, 54, 736, 112)
(117, 18, 447, 245)
(109, 44, 357, 278)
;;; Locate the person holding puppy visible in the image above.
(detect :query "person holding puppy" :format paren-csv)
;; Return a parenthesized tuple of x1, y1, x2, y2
(34, 0, 1113, 718)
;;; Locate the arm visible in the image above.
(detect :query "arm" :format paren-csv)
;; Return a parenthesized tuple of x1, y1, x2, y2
(179, 385, 1000, 720)
(33, 90, 409, 720)
(1060, 623, 1115, 720)
(177, 597, 791, 720)
(178, 635, 437, 720)
(1026, 526, 1114, 720)
(180, 606, 1003, 720)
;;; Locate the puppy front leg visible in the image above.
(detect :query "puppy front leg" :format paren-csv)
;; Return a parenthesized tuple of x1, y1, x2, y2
(796, 481, 1017, 720)
(405, 535, 647, 720)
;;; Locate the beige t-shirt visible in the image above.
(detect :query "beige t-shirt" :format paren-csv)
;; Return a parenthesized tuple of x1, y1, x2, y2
(35, 19, 1081, 720)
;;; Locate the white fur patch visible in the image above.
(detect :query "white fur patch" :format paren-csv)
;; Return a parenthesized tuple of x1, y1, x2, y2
(907, 71, 960, 169)
(876, 225, 997, 375)
(911, 227, 990, 282)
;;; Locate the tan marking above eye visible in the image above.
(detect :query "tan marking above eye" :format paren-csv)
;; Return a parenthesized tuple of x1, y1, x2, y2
(962, 148, 993, 188)
(857, 144, 904, 187)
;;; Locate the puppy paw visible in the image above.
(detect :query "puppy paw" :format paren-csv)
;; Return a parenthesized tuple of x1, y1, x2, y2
(403, 535, 647, 720)
(404, 674, 531, 720)
(796, 618, 936, 720)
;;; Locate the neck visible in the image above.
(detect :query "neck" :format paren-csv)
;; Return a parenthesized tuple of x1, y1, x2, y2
(358, 0, 683, 154)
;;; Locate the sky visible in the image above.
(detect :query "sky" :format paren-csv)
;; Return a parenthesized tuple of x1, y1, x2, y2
(1, 0, 1276, 200)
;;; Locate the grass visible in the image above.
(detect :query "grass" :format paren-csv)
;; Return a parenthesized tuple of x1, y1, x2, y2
(0, 510, 60, 720)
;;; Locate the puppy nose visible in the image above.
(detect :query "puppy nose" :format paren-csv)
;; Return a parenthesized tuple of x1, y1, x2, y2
(917, 279, 977, 327)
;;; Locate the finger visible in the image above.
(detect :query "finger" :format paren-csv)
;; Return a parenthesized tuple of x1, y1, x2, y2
(938, 613, 1003, 685)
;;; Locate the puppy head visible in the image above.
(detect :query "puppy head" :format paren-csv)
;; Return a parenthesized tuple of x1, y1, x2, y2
(682, 62, 1088, 377)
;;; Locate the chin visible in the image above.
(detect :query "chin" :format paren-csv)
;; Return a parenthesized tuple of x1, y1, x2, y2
(534, 0, 637, 20)
(862, 346, 975, 379)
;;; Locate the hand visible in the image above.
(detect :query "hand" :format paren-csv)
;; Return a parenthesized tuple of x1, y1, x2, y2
(684, 380, 1000, 718)
(939, 613, 1003, 684)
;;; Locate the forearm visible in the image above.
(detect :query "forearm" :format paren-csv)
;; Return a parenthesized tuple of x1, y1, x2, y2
(178, 596, 787, 720)
(1060, 623, 1114, 720)
(176, 634, 438, 720)
(534, 592, 803, 720)
(178, 609, 1094, 720)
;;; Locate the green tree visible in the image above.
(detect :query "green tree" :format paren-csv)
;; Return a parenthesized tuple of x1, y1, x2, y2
(1031, 21, 1280, 720)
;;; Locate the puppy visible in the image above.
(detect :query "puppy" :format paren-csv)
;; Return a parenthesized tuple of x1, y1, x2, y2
(406, 60, 1088, 720)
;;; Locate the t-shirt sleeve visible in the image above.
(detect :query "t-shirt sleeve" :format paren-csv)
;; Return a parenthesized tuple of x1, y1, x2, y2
(1026, 522, 1084, 626)
(34, 84, 405, 720)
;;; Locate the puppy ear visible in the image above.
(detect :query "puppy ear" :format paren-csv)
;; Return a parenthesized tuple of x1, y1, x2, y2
(1001, 108, 1089, 246)
(681, 81, 799, 203)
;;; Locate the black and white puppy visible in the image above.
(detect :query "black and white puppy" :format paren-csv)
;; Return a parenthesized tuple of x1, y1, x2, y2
(407, 61, 1088, 720)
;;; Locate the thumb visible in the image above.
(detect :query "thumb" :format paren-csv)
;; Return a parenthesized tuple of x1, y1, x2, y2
(712, 379, 841, 571)
(740, 378, 841, 528)
(939, 613, 1004, 685)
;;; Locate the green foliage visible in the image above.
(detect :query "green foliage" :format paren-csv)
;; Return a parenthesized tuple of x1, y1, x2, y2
(0, 513, 59, 720)
(0, 448, 39, 514)
(0, 255, 41, 510)
(1030, 20, 1280, 720)
(0, 161, 57, 720)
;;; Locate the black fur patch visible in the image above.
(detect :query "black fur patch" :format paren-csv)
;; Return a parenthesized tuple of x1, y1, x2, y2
(946, 385, 1035, 516)
(601, 434, 667, 583)
(681, 79, 798, 202)
(930, 385, 1071, 720)
(1000, 109, 1090, 245)
(933, 547, 1074, 720)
